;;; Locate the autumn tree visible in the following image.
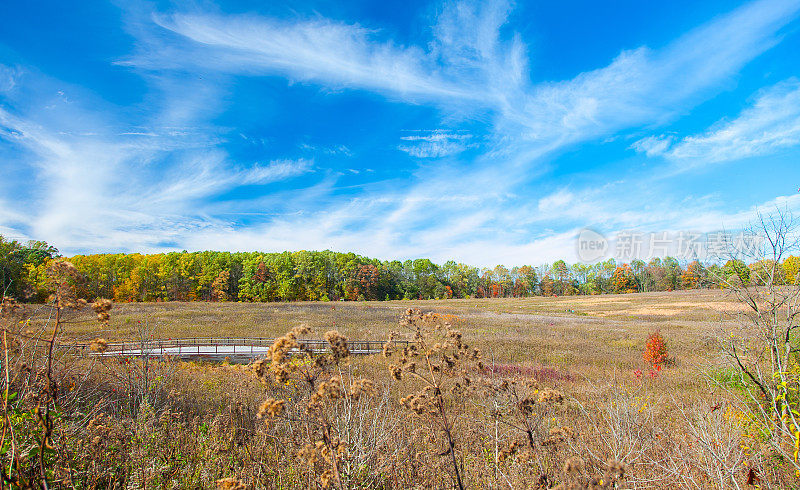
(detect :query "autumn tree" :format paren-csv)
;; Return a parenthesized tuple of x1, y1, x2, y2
(352, 264, 380, 300)
(643, 330, 669, 368)
(253, 261, 270, 284)
(681, 260, 707, 289)
(211, 270, 230, 301)
(784, 255, 800, 284)
(517, 265, 539, 296)
(630, 259, 651, 292)
(10, 240, 800, 305)
(611, 264, 636, 293)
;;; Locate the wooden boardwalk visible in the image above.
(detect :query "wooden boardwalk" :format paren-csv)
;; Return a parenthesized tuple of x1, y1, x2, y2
(71, 337, 404, 363)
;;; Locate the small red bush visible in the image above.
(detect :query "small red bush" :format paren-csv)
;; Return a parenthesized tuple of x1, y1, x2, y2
(643, 330, 669, 368)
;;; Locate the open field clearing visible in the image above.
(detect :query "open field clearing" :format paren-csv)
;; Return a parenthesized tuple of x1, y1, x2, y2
(9, 286, 799, 487)
(57, 289, 738, 377)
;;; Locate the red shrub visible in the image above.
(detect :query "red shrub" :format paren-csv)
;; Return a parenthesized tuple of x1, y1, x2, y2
(643, 330, 669, 368)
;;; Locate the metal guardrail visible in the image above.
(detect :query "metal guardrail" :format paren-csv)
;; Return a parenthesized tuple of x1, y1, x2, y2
(68, 337, 408, 361)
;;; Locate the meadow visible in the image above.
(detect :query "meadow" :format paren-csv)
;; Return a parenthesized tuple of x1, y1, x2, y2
(60, 289, 739, 378)
(3, 288, 794, 488)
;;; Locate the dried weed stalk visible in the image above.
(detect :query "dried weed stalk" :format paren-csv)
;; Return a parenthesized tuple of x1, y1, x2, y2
(386, 308, 482, 490)
(253, 324, 378, 489)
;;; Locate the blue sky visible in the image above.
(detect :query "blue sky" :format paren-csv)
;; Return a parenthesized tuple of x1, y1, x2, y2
(1, 0, 799, 266)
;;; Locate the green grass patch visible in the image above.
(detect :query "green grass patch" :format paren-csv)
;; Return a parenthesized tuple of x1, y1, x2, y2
(710, 367, 750, 392)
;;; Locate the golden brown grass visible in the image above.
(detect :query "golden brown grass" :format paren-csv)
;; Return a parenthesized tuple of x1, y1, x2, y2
(53, 290, 735, 389)
(10, 289, 788, 488)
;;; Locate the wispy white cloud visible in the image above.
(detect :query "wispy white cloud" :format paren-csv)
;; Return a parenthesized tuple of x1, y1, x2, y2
(537, 189, 574, 213)
(240, 159, 313, 184)
(638, 79, 800, 165)
(0, 64, 18, 93)
(630, 135, 674, 158)
(299, 143, 352, 157)
(506, 0, 800, 150)
(138, 0, 800, 161)
(0, 92, 317, 253)
(399, 131, 473, 142)
(90, 0, 800, 265)
(397, 130, 476, 158)
(175, 187, 800, 265)
(134, 13, 474, 101)
(3, 0, 800, 266)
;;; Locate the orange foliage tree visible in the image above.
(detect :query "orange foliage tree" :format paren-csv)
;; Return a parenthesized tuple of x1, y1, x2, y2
(611, 264, 637, 293)
(681, 260, 706, 289)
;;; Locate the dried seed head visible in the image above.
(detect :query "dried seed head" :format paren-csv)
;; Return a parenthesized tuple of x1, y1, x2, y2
(89, 298, 113, 324)
(252, 359, 268, 378)
(272, 365, 290, 384)
(563, 456, 584, 474)
(605, 459, 625, 481)
(89, 338, 108, 353)
(298, 444, 318, 465)
(256, 398, 285, 419)
(0, 296, 21, 317)
(544, 426, 575, 446)
(269, 335, 298, 365)
(537, 388, 564, 404)
(91, 298, 113, 313)
(317, 376, 344, 400)
(518, 396, 536, 414)
(349, 378, 375, 399)
(216, 477, 247, 490)
(498, 441, 520, 462)
(324, 330, 349, 361)
(319, 469, 334, 489)
(400, 393, 431, 415)
(390, 364, 402, 380)
(46, 260, 85, 309)
(293, 323, 311, 336)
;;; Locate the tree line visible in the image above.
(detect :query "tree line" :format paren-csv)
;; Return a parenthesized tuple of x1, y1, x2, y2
(1, 235, 798, 302)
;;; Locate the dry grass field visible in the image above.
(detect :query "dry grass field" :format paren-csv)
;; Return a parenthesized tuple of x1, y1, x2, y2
(10, 289, 794, 488)
(58, 289, 740, 380)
